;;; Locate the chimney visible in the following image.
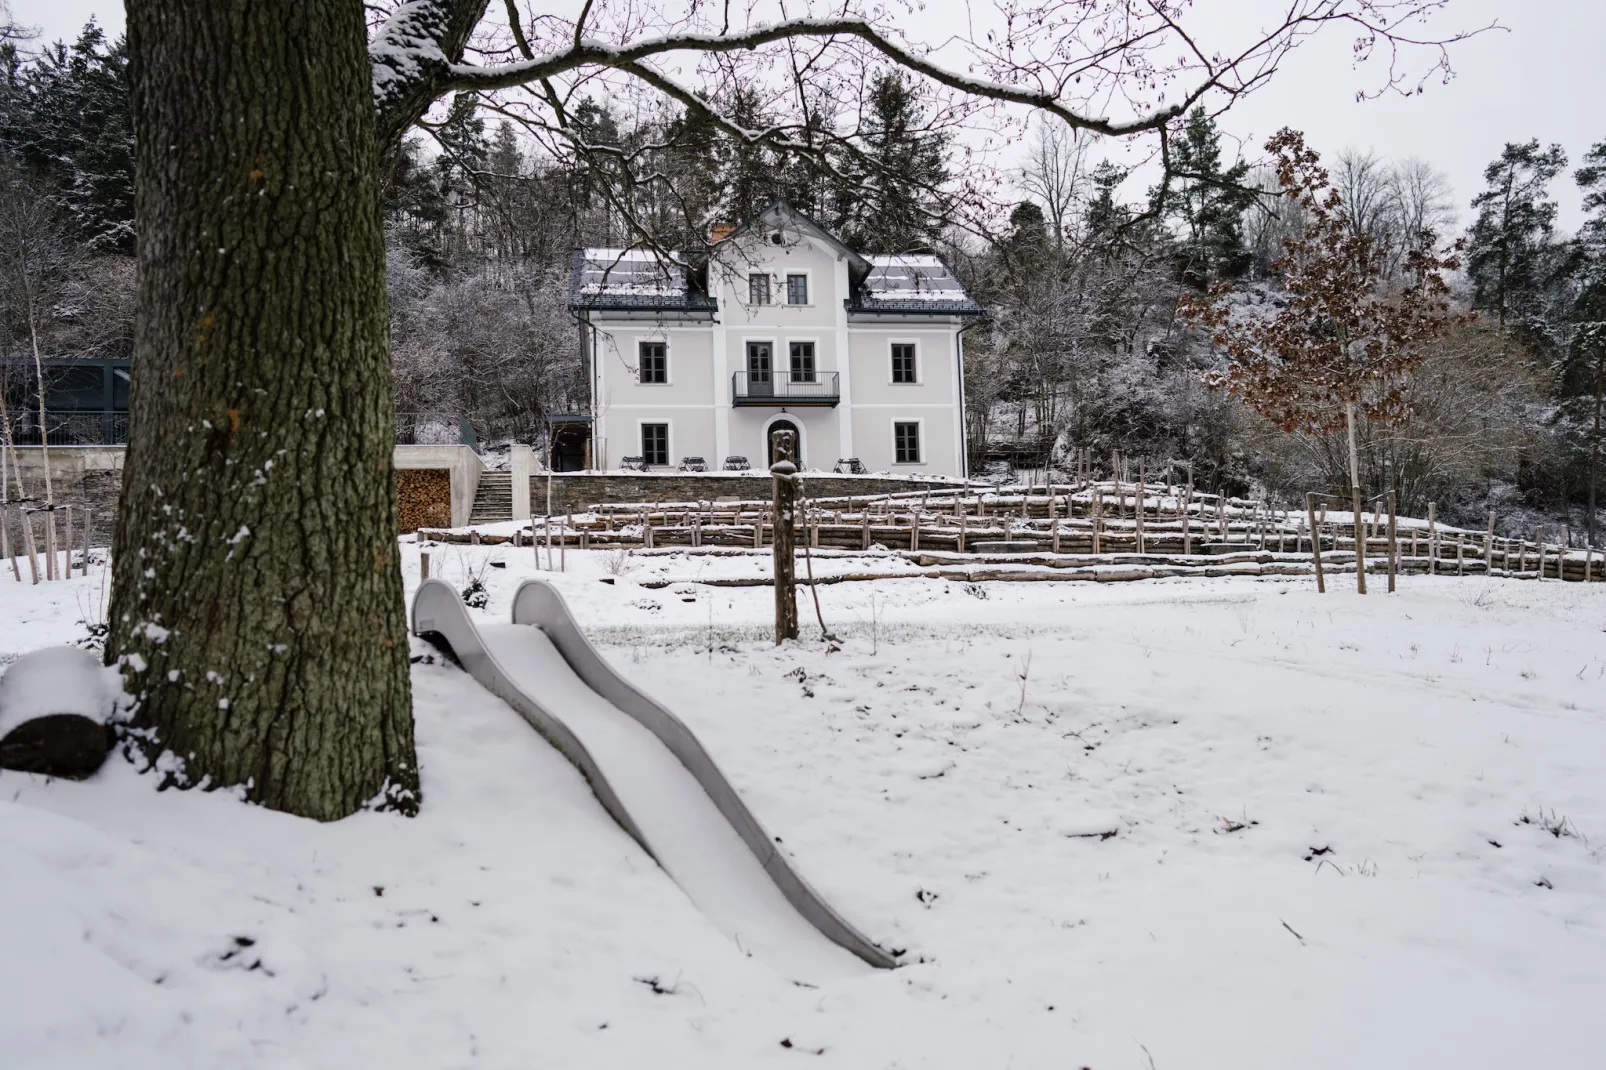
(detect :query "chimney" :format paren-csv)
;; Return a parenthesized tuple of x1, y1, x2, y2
(709, 222, 736, 244)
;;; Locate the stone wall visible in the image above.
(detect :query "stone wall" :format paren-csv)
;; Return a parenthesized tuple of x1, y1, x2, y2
(528, 472, 972, 516)
(8, 447, 125, 544)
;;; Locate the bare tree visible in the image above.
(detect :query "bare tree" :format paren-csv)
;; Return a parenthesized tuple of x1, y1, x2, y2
(1018, 120, 1090, 250)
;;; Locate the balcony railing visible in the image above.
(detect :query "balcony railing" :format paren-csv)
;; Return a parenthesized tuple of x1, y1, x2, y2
(731, 370, 840, 407)
(7, 410, 127, 446)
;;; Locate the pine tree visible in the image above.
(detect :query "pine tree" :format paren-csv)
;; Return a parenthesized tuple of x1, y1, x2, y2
(1, 22, 135, 251)
(1563, 140, 1606, 545)
(836, 72, 951, 251)
(1465, 139, 1568, 338)
(1163, 107, 1255, 288)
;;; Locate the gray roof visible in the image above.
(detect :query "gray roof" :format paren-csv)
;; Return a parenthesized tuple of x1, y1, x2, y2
(568, 249, 714, 312)
(848, 255, 982, 315)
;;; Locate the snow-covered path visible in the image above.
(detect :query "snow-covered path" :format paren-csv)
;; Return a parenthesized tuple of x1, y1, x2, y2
(3, 546, 1604, 1068)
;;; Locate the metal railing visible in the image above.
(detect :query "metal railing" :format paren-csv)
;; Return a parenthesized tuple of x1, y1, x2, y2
(5, 410, 480, 450)
(7, 410, 127, 446)
(731, 370, 840, 406)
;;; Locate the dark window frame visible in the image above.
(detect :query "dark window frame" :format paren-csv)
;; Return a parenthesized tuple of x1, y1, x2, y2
(641, 422, 669, 467)
(748, 273, 771, 305)
(893, 421, 922, 464)
(788, 341, 816, 382)
(785, 273, 809, 305)
(891, 342, 918, 384)
(638, 341, 667, 384)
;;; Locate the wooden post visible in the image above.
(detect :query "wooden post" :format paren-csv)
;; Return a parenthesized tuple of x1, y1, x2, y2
(1306, 493, 1326, 594)
(1537, 532, 1546, 580)
(1135, 460, 1146, 553)
(910, 512, 920, 552)
(44, 507, 56, 581)
(771, 431, 799, 644)
(420, 550, 430, 580)
(1428, 502, 1437, 577)
(80, 505, 91, 577)
(1457, 533, 1464, 576)
(958, 510, 967, 553)
(1486, 513, 1495, 570)
(862, 510, 871, 551)
(62, 505, 73, 578)
(563, 512, 570, 572)
(1051, 516, 1061, 554)
(1386, 490, 1398, 593)
(1182, 482, 1193, 555)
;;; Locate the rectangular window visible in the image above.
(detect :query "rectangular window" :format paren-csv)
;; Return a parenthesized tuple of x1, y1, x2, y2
(748, 273, 770, 305)
(789, 342, 816, 382)
(638, 341, 667, 384)
(891, 343, 918, 384)
(894, 421, 921, 464)
(786, 274, 809, 305)
(641, 423, 669, 467)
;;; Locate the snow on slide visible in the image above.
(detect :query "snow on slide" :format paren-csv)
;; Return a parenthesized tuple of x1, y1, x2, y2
(410, 578, 891, 984)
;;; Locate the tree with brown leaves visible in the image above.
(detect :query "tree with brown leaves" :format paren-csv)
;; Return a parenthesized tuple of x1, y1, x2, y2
(1183, 129, 1465, 593)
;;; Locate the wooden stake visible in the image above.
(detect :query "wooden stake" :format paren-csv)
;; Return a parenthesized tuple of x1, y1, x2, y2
(63, 505, 73, 578)
(420, 550, 431, 580)
(1386, 490, 1398, 593)
(958, 511, 967, 553)
(1306, 492, 1326, 594)
(1135, 460, 1146, 553)
(1051, 516, 1061, 554)
(1486, 513, 1495, 570)
(1428, 502, 1437, 577)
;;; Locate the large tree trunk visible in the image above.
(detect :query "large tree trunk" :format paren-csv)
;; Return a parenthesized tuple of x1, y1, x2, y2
(108, 0, 418, 820)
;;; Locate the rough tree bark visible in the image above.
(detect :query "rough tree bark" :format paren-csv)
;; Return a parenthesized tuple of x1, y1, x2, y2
(107, 1, 418, 819)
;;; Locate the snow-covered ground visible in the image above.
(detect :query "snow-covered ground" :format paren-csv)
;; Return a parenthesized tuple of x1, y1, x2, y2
(3, 542, 1605, 1069)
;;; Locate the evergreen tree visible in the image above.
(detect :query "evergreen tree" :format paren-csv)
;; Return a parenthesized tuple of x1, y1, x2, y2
(1084, 162, 1130, 245)
(0, 22, 134, 251)
(1162, 107, 1254, 287)
(1465, 139, 1568, 337)
(1563, 140, 1606, 543)
(836, 72, 951, 251)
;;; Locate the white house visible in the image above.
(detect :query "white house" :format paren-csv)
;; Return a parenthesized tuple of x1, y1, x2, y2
(569, 202, 980, 477)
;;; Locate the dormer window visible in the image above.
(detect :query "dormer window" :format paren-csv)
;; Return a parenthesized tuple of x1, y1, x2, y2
(786, 274, 809, 305)
(748, 273, 771, 305)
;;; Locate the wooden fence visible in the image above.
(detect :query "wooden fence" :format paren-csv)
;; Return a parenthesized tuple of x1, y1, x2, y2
(417, 479, 1605, 584)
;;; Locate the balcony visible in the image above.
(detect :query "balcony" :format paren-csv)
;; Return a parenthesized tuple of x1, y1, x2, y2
(731, 371, 840, 407)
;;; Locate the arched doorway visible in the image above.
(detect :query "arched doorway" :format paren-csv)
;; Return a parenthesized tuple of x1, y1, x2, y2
(767, 417, 800, 467)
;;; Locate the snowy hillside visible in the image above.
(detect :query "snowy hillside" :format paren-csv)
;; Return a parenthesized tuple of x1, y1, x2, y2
(3, 545, 1605, 1069)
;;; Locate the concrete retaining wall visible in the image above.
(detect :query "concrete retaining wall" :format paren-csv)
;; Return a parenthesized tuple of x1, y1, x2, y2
(393, 444, 484, 528)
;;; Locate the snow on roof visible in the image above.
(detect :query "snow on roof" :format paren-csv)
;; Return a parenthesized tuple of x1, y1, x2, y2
(576, 249, 687, 298)
(861, 255, 972, 303)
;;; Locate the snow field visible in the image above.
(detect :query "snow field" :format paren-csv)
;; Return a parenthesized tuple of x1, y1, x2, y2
(1, 540, 1604, 1068)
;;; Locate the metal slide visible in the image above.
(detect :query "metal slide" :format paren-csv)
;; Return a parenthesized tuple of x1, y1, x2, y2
(411, 578, 895, 981)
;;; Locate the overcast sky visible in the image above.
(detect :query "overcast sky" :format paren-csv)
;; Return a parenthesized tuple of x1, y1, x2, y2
(16, 0, 1605, 232)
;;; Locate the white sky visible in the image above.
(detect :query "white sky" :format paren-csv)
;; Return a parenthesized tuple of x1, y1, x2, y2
(16, 0, 1606, 232)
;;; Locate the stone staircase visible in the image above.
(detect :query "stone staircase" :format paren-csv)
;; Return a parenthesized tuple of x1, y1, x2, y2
(468, 471, 512, 524)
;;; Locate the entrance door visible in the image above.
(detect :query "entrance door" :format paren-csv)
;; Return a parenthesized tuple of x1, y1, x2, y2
(767, 418, 799, 467)
(746, 342, 773, 397)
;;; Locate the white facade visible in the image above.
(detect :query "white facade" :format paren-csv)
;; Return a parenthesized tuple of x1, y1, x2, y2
(571, 203, 978, 477)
